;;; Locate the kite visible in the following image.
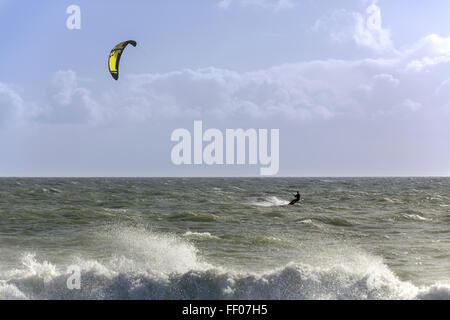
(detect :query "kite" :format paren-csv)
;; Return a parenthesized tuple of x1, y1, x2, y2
(108, 40, 137, 80)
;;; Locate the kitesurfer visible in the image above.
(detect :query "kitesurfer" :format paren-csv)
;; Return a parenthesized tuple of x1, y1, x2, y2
(289, 191, 301, 205)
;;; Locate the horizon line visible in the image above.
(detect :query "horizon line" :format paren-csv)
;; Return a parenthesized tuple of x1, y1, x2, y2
(0, 175, 449, 178)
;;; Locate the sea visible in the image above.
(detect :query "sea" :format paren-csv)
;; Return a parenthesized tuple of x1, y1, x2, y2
(0, 177, 449, 300)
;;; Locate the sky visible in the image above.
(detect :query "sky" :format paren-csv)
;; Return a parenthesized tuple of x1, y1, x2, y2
(0, 0, 450, 177)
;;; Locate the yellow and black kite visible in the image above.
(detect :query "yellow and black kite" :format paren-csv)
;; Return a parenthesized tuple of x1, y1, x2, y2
(108, 40, 137, 80)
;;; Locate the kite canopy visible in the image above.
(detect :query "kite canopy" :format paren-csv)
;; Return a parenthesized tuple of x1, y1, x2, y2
(108, 40, 137, 80)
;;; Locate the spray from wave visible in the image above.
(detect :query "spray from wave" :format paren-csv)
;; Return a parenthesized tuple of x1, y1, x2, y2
(251, 196, 290, 207)
(1, 226, 450, 300)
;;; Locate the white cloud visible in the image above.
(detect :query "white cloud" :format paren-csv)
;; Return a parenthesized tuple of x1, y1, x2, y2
(314, 1, 393, 53)
(16, 52, 444, 126)
(372, 73, 399, 86)
(3, 28, 450, 128)
(400, 99, 422, 112)
(436, 77, 450, 95)
(353, 2, 392, 52)
(317, 3, 450, 63)
(37, 70, 105, 124)
(218, 0, 294, 10)
(404, 34, 450, 72)
(218, 0, 232, 9)
(0, 83, 25, 125)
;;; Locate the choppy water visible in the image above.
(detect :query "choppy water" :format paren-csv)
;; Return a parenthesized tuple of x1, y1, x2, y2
(1, 177, 450, 300)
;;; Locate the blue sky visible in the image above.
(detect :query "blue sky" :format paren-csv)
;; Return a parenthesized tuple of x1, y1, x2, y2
(1, 0, 450, 176)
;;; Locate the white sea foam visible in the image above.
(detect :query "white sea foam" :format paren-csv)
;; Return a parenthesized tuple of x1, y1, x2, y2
(402, 214, 431, 221)
(251, 196, 290, 207)
(1, 229, 449, 300)
(416, 284, 450, 300)
(2, 254, 450, 300)
(183, 231, 220, 240)
(97, 226, 213, 276)
(0, 282, 28, 300)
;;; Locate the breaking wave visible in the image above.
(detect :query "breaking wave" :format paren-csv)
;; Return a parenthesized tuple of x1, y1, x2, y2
(1, 227, 449, 300)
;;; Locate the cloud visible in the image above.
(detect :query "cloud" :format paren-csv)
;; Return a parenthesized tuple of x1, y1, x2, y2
(372, 73, 399, 86)
(314, 1, 393, 53)
(353, 2, 392, 52)
(37, 70, 105, 124)
(0, 82, 40, 127)
(15, 51, 446, 127)
(400, 99, 422, 112)
(218, 0, 294, 10)
(404, 34, 450, 72)
(0, 83, 24, 125)
(218, 0, 232, 9)
(3, 28, 450, 129)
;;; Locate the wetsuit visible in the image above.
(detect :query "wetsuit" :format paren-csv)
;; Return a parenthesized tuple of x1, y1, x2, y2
(289, 192, 301, 205)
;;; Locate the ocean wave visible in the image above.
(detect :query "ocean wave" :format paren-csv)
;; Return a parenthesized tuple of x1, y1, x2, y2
(417, 285, 450, 300)
(168, 212, 217, 222)
(96, 226, 213, 276)
(103, 208, 129, 214)
(183, 231, 220, 240)
(379, 197, 402, 204)
(41, 187, 63, 194)
(397, 212, 431, 222)
(297, 219, 324, 230)
(315, 216, 354, 227)
(250, 236, 292, 247)
(250, 197, 290, 207)
(2, 254, 450, 300)
(2, 226, 449, 300)
(402, 214, 431, 221)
